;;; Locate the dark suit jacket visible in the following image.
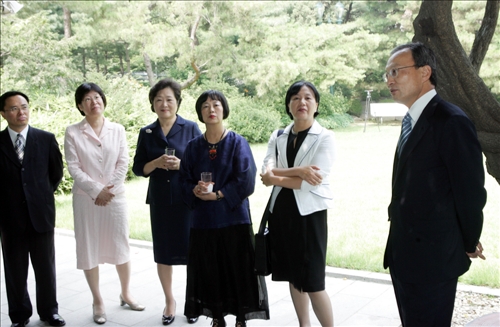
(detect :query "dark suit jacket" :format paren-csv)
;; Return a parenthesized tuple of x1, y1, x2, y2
(383, 94, 486, 283)
(0, 126, 63, 233)
(132, 115, 201, 206)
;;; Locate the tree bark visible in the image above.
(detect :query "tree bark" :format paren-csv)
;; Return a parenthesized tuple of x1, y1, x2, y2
(143, 51, 155, 87)
(469, 0, 499, 74)
(103, 49, 108, 75)
(94, 47, 99, 73)
(125, 43, 131, 74)
(413, 0, 500, 184)
(181, 15, 204, 89)
(63, 6, 71, 38)
(81, 47, 86, 78)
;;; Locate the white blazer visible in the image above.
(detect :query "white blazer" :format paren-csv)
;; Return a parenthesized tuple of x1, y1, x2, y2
(64, 118, 129, 199)
(262, 120, 336, 216)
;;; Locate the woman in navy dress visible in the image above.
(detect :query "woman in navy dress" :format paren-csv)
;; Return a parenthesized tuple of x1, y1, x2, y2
(132, 79, 201, 325)
(180, 90, 269, 327)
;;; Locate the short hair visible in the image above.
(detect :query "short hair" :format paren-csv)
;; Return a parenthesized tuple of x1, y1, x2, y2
(391, 42, 437, 87)
(148, 78, 182, 113)
(195, 90, 230, 123)
(74, 83, 107, 116)
(284, 80, 320, 120)
(0, 91, 29, 111)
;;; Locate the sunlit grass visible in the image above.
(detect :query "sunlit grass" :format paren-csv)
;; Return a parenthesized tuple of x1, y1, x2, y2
(55, 120, 500, 287)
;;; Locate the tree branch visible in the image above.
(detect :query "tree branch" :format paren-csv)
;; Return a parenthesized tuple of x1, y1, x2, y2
(181, 15, 204, 90)
(469, 0, 499, 73)
(413, 0, 500, 184)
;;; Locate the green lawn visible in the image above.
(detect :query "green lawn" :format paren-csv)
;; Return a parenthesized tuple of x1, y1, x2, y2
(55, 120, 500, 287)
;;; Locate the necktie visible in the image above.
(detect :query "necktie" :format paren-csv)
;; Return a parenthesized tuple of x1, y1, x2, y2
(397, 113, 412, 155)
(15, 134, 24, 163)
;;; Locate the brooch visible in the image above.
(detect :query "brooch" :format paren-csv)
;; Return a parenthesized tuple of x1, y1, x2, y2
(146, 129, 152, 134)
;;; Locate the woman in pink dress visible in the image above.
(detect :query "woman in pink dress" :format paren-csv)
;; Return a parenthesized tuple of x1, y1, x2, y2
(64, 83, 144, 325)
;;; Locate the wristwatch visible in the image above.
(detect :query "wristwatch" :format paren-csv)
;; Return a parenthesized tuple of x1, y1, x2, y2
(215, 190, 222, 201)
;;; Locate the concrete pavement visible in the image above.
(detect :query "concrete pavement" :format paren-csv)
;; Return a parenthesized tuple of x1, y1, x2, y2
(1, 230, 498, 327)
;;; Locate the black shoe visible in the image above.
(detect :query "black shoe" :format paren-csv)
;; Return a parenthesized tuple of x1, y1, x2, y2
(162, 314, 175, 325)
(41, 314, 66, 326)
(187, 316, 199, 324)
(11, 319, 29, 327)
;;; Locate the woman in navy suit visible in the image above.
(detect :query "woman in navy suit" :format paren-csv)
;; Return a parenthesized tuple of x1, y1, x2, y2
(132, 79, 201, 325)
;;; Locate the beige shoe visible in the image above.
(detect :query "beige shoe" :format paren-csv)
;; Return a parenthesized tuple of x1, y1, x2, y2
(92, 305, 106, 325)
(119, 294, 145, 311)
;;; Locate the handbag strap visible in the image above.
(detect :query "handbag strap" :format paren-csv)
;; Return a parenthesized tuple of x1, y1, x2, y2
(258, 129, 285, 235)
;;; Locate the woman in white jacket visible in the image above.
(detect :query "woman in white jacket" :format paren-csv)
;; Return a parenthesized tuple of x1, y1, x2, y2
(261, 80, 336, 327)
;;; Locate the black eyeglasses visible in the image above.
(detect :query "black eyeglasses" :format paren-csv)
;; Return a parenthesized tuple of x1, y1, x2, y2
(383, 65, 418, 82)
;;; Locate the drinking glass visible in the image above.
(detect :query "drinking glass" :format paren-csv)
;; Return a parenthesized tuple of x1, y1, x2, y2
(165, 148, 175, 156)
(201, 172, 213, 193)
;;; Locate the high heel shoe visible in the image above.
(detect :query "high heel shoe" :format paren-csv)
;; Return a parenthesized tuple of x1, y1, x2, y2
(119, 294, 145, 311)
(92, 304, 107, 325)
(162, 301, 176, 325)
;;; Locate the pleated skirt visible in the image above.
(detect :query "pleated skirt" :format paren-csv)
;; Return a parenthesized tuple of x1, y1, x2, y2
(72, 193, 130, 270)
(184, 224, 270, 321)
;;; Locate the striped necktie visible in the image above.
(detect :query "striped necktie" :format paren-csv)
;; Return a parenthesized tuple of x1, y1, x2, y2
(397, 113, 412, 156)
(15, 134, 25, 163)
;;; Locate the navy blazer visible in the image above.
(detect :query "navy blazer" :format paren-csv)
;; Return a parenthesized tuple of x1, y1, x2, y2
(383, 94, 486, 283)
(132, 115, 202, 206)
(0, 126, 63, 233)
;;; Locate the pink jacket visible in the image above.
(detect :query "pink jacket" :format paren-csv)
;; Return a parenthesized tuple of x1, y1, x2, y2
(64, 118, 129, 200)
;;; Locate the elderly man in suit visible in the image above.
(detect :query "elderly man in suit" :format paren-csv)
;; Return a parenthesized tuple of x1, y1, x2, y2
(0, 91, 66, 327)
(382, 43, 487, 327)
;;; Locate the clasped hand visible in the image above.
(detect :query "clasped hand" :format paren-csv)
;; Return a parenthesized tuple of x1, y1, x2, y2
(298, 165, 323, 186)
(466, 241, 486, 260)
(193, 181, 214, 200)
(260, 165, 323, 186)
(156, 154, 179, 171)
(95, 185, 115, 206)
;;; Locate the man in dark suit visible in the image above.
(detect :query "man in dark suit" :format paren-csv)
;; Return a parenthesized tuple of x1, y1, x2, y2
(383, 43, 487, 327)
(0, 91, 66, 327)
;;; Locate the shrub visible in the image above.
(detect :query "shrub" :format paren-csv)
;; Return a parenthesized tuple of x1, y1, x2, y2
(227, 96, 281, 143)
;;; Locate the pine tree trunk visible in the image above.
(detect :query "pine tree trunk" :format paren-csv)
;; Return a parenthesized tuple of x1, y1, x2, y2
(413, 0, 500, 184)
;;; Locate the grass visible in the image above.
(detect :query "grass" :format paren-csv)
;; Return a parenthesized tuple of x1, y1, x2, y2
(55, 120, 500, 288)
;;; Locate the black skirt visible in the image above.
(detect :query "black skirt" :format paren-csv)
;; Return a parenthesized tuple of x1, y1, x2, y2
(184, 224, 270, 321)
(269, 187, 328, 292)
(150, 202, 193, 265)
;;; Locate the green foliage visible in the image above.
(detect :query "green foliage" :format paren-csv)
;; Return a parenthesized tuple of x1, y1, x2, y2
(316, 91, 353, 129)
(228, 96, 281, 143)
(2, 0, 499, 194)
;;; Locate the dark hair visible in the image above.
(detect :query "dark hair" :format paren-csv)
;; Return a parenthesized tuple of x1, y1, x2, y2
(391, 42, 437, 87)
(195, 90, 230, 122)
(284, 80, 320, 120)
(0, 91, 29, 112)
(74, 83, 107, 116)
(148, 78, 182, 113)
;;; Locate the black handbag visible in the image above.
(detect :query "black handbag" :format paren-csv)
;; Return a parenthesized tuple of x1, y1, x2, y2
(254, 129, 283, 276)
(254, 198, 272, 276)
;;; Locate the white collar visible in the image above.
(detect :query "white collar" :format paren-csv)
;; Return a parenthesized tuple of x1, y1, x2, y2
(407, 89, 437, 128)
(7, 125, 29, 145)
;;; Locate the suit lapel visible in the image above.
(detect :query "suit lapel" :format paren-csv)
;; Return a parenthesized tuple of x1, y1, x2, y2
(295, 133, 319, 166)
(151, 120, 168, 148)
(276, 129, 289, 168)
(0, 129, 21, 166)
(166, 116, 184, 141)
(394, 96, 440, 183)
(23, 128, 38, 165)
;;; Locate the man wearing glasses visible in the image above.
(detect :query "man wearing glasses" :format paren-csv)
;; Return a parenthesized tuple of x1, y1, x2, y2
(382, 43, 486, 327)
(0, 91, 65, 327)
